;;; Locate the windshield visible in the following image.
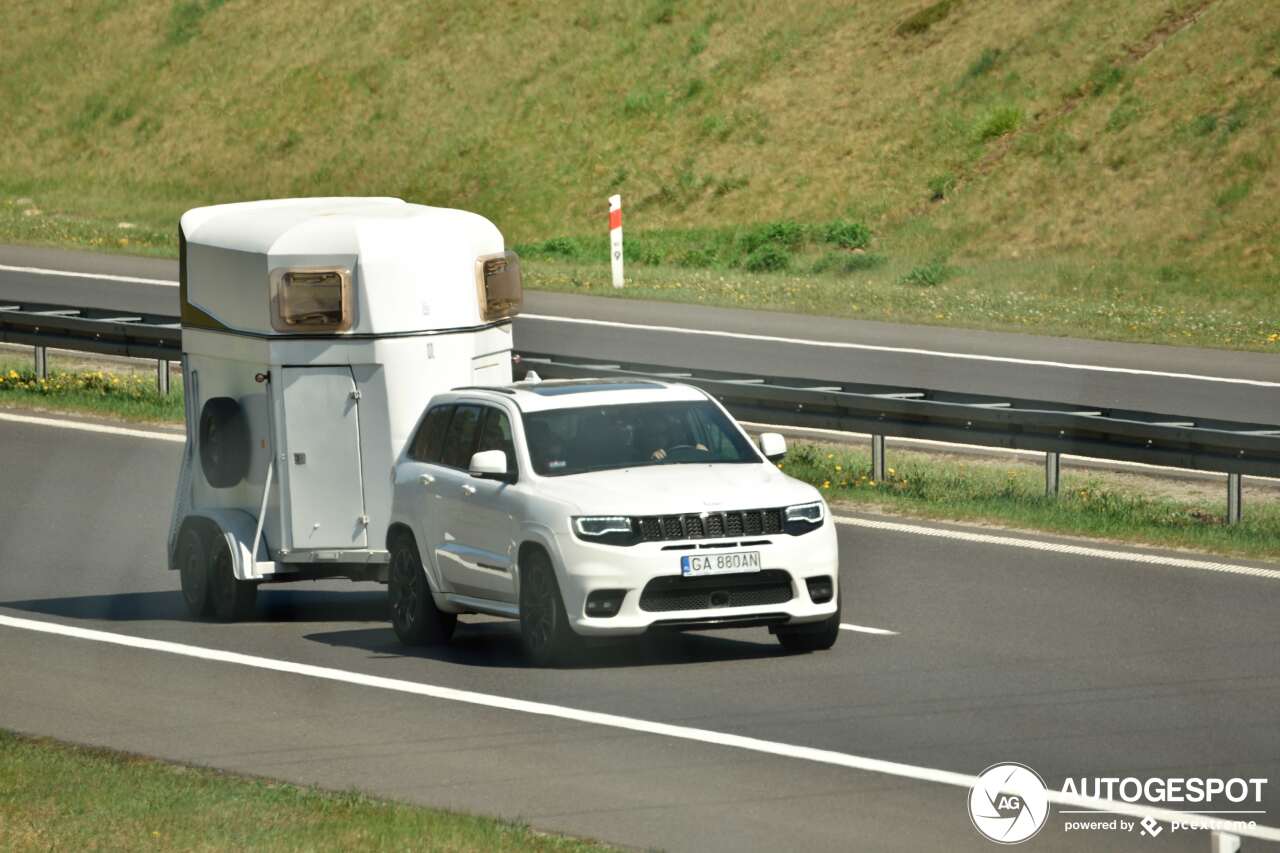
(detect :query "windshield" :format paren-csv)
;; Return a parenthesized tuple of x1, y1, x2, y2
(522, 400, 761, 476)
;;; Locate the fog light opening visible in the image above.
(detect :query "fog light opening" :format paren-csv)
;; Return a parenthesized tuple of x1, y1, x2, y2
(585, 589, 626, 618)
(805, 576, 834, 604)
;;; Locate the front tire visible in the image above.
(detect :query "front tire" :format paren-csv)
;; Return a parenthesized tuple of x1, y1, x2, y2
(207, 533, 258, 622)
(177, 525, 211, 618)
(519, 549, 578, 667)
(776, 597, 841, 653)
(389, 534, 456, 646)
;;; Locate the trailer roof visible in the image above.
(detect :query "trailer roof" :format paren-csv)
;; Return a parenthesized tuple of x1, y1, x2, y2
(180, 197, 492, 255)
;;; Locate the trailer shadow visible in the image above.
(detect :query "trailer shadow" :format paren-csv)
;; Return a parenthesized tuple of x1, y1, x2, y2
(0, 589, 387, 624)
(304, 619, 790, 670)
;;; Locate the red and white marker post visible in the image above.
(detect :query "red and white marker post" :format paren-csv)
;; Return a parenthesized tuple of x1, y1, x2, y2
(609, 194, 624, 288)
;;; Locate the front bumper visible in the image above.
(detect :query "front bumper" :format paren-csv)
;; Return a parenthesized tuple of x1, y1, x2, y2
(551, 522, 840, 636)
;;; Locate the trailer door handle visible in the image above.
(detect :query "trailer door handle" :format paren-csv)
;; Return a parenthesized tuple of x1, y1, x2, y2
(418, 473, 435, 485)
(460, 484, 476, 496)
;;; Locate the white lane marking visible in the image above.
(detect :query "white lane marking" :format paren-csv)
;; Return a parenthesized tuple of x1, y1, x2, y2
(1, 264, 1272, 387)
(0, 411, 184, 443)
(840, 623, 899, 635)
(520, 313, 1280, 388)
(0, 264, 176, 287)
(2, 613, 1276, 841)
(835, 515, 1280, 580)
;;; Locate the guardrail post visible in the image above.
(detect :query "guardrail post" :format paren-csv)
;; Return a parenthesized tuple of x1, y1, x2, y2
(1227, 473, 1242, 525)
(1211, 829, 1241, 853)
(33, 345, 48, 379)
(1045, 451, 1060, 497)
(871, 434, 886, 482)
(157, 359, 170, 395)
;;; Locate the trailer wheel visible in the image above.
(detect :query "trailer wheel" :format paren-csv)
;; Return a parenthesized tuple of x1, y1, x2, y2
(177, 525, 212, 618)
(199, 397, 250, 488)
(207, 533, 258, 622)
(388, 533, 456, 646)
(519, 548, 579, 667)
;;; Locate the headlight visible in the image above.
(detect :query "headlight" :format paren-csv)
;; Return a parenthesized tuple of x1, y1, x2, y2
(784, 501, 825, 535)
(572, 516, 638, 546)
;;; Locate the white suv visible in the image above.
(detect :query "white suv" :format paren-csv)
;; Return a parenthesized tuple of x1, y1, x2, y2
(387, 378, 840, 665)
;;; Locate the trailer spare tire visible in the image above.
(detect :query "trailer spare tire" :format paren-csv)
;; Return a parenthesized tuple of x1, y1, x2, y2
(199, 397, 250, 488)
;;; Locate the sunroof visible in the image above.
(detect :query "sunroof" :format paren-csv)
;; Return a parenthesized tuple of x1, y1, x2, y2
(526, 380, 664, 396)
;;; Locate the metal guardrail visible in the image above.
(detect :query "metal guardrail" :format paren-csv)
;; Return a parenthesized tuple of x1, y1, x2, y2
(0, 300, 180, 394)
(515, 353, 1280, 524)
(3, 301, 1277, 523)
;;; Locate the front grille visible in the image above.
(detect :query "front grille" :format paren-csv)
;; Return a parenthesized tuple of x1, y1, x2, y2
(635, 508, 784, 542)
(639, 570, 794, 612)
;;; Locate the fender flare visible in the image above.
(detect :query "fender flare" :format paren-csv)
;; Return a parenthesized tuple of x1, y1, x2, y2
(172, 510, 272, 581)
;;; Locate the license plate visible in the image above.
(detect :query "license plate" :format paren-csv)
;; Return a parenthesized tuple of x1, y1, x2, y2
(680, 550, 761, 577)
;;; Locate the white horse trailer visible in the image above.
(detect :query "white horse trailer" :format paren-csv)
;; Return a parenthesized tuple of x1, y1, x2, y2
(167, 197, 522, 619)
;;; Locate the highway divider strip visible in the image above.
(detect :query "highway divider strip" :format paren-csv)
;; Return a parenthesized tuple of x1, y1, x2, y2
(3, 263, 1275, 388)
(834, 515, 1280, 580)
(1, 612, 1276, 842)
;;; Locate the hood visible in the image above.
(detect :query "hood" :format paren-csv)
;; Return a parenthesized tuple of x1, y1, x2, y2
(535, 462, 821, 516)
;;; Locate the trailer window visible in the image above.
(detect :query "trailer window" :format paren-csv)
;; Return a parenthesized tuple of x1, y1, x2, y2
(271, 267, 352, 332)
(409, 405, 452, 463)
(475, 252, 522, 322)
(440, 405, 483, 469)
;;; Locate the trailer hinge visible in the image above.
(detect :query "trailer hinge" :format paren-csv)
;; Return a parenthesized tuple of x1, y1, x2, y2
(349, 389, 362, 400)
(358, 514, 370, 527)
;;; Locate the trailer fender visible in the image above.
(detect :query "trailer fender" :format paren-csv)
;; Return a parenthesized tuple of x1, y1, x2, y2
(173, 509, 273, 582)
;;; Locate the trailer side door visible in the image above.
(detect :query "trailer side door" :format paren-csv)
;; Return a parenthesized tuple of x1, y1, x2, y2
(280, 366, 369, 551)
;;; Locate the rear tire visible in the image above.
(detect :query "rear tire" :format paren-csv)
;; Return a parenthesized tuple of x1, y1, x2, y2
(776, 597, 841, 653)
(519, 549, 578, 667)
(207, 533, 258, 622)
(389, 534, 456, 646)
(177, 525, 212, 618)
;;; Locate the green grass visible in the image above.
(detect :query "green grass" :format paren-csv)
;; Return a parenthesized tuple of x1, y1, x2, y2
(0, 360, 184, 423)
(782, 443, 1280, 562)
(0, 729, 612, 852)
(3, 360, 1273, 561)
(0, 1, 1276, 351)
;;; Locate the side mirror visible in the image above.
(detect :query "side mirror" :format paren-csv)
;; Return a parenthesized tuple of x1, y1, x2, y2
(759, 432, 787, 462)
(469, 449, 512, 481)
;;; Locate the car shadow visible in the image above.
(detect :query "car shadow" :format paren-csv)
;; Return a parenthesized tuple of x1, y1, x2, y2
(0, 589, 388, 624)
(305, 618, 791, 670)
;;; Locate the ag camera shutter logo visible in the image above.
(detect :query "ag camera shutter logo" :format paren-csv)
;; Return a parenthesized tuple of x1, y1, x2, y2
(969, 763, 1051, 844)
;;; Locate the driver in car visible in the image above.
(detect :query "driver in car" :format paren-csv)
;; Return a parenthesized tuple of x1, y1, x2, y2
(640, 411, 708, 461)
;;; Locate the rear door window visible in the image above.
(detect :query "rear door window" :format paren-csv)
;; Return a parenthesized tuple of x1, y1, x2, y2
(440, 404, 483, 469)
(409, 405, 452, 463)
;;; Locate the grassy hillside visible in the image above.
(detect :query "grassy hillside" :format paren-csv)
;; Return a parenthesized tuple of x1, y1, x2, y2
(1, 0, 1277, 349)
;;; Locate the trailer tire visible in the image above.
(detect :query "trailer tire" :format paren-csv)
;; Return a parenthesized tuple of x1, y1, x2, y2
(388, 533, 456, 646)
(207, 532, 258, 621)
(177, 524, 212, 618)
(199, 397, 250, 488)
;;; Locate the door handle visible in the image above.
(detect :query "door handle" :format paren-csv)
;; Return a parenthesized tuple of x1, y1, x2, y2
(461, 484, 476, 496)
(418, 473, 435, 485)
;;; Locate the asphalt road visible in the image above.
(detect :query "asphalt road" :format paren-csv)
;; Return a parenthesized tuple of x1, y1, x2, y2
(2, 416, 1279, 851)
(3, 244, 1278, 424)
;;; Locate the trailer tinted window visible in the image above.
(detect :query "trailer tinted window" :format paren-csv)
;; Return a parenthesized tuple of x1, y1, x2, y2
(440, 404, 483, 468)
(475, 252, 522, 321)
(409, 405, 452, 462)
(271, 268, 352, 332)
